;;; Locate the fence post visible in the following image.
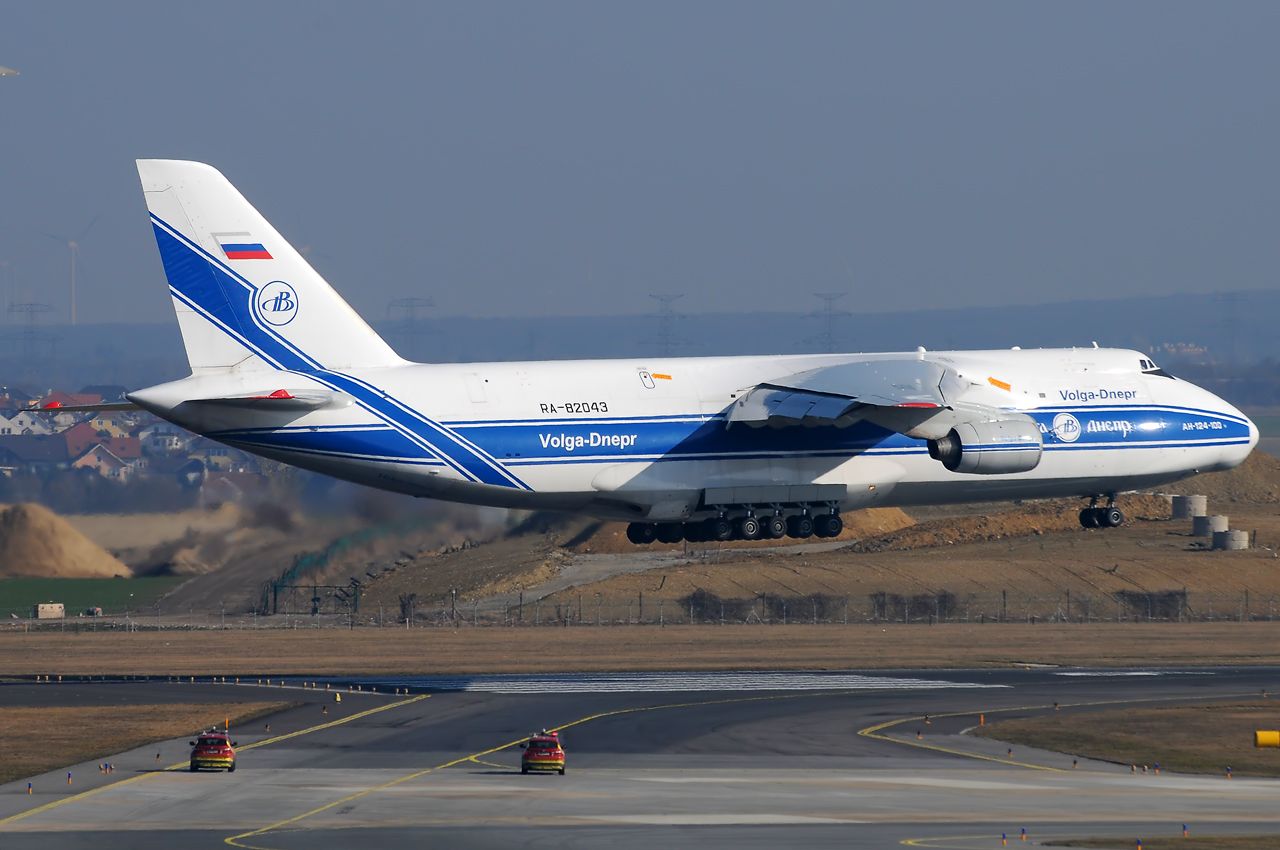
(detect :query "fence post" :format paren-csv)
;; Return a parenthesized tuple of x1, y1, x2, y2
(659, 599, 664, 627)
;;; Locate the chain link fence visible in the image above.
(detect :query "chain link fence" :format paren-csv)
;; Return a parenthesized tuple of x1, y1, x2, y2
(8, 589, 1280, 631)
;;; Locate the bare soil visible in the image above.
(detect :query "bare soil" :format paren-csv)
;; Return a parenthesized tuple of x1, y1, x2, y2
(8, 623, 1280, 676)
(0, 503, 130, 578)
(0, 701, 290, 785)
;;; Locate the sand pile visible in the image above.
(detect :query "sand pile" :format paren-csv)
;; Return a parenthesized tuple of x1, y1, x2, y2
(567, 507, 916, 554)
(848, 494, 1171, 554)
(0, 503, 132, 578)
(1166, 451, 1280, 504)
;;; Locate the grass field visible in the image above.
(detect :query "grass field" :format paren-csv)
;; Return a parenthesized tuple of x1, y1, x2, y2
(7, 622, 1280, 675)
(0, 701, 292, 785)
(0, 576, 186, 618)
(976, 701, 1280, 777)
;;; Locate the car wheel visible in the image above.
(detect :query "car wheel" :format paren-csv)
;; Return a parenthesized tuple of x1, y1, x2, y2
(521, 766, 528, 774)
(558, 767, 566, 775)
(228, 762, 236, 772)
(189, 762, 198, 772)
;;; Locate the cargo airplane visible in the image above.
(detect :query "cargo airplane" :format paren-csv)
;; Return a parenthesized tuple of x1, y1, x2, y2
(100, 160, 1256, 545)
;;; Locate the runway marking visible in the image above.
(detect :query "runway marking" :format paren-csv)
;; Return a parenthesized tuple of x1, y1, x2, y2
(858, 691, 1265, 773)
(466, 756, 509, 769)
(353, 671, 1007, 694)
(224, 689, 867, 849)
(0, 693, 429, 829)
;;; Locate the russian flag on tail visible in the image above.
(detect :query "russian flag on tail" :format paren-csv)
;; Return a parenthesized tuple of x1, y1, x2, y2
(215, 232, 272, 260)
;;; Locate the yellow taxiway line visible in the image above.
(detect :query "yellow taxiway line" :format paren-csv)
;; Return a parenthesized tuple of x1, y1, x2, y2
(0, 693, 429, 829)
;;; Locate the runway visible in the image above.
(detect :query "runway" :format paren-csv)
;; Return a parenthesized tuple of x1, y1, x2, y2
(2, 667, 1279, 848)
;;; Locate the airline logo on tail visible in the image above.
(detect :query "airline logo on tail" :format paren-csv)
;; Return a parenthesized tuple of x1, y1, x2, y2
(256, 280, 299, 326)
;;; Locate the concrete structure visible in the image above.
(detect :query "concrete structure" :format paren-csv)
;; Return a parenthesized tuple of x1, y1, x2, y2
(1192, 515, 1229, 537)
(32, 602, 63, 619)
(1172, 494, 1208, 519)
(1213, 529, 1251, 551)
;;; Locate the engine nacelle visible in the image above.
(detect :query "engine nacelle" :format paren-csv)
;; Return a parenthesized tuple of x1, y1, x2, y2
(926, 419, 1043, 475)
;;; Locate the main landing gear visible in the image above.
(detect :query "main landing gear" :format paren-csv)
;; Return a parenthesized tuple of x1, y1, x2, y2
(625, 506, 844, 546)
(1079, 495, 1124, 529)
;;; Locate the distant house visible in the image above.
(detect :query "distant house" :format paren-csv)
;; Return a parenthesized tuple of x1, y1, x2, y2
(62, 422, 142, 463)
(72, 443, 134, 481)
(78, 384, 129, 403)
(4, 411, 53, 436)
(85, 413, 134, 439)
(137, 421, 191, 455)
(0, 434, 70, 475)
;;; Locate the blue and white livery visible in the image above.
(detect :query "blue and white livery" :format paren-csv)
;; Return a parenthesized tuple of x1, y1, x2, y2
(127, 160, 1257, 544)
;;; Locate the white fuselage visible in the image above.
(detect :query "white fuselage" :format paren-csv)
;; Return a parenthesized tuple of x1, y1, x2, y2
(131, 346, 1258, 522)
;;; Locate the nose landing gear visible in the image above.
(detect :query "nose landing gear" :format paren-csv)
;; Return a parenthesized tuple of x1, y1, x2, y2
(1079, 496, 1124, 529)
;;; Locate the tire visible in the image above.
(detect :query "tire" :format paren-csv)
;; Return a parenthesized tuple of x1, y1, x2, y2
(228, 762, 236, 773)
(763, 516, 787, 539)
(814, 514, 843, 538)
(1079, 508, 1100, 529)
(737, 516, 762, 540)
(787, 515, 814, 539)
(626, 523, 657, 545)
(655, 523, 684, 544)
(558, 767, 566, 775)
(705, 517, 734, 542)
(1103, 507, 1124, 528)
(189, 762, 198, 772)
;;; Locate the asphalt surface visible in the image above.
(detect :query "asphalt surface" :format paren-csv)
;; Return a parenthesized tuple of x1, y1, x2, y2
(2, 668, 1279, 848)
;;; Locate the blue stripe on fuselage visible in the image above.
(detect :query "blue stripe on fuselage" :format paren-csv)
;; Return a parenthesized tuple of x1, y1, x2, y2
(211, 405, 1250, 468)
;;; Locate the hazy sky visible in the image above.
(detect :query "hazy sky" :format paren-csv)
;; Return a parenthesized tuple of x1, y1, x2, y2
(2, 1, 1278, 325)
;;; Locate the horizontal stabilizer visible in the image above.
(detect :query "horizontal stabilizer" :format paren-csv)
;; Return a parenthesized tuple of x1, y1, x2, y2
(183, 389, 351, 411)
(29, 401, 140, 413)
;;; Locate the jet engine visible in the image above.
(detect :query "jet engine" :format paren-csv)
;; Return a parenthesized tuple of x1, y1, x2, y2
(926, 419, 1043, 475)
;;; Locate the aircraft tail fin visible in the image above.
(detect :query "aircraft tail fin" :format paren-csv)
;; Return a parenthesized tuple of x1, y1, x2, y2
(137, 159, 404, 375)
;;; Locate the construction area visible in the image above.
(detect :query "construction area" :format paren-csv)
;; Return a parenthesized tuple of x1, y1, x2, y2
(0, 451, 1277, 631)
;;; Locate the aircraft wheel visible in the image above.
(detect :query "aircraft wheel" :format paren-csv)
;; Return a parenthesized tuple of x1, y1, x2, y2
(763, 516, 788, 539)
(814, 514, 843, 538)
(682, 523, 706, 543)
(1102, 507, 1124, 528)
(705, 517, 734, 542)
(626, 523, 657, 545)
(787, 515, 814, 539)
(655, 523, 684, 544)
(1078, 509, 1100, 529)
(737, 516, 762, 540)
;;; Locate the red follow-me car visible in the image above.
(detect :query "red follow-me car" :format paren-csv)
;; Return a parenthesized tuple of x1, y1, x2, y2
(520, 730, 565, 775)
(189, 730, 237, 772)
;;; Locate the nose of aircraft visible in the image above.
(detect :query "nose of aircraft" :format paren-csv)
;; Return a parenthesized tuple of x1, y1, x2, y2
(1215, 394, 1258, 468)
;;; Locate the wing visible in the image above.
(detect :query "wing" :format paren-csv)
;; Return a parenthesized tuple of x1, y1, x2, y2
(727, 357, 1027, 441)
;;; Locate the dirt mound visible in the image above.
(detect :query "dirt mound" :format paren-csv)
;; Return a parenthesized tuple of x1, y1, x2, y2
(567, 508, 916, 554)
(1166, 451, 1280, 504)
(0, 503, 132, 578)
(848, 494, 1170, 553)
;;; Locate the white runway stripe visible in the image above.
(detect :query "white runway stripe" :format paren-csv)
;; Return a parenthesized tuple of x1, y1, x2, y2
(350, 671, 1006, 694)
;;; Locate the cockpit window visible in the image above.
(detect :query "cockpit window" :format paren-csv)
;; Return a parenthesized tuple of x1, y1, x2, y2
(1139, 358, 1174, 379)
